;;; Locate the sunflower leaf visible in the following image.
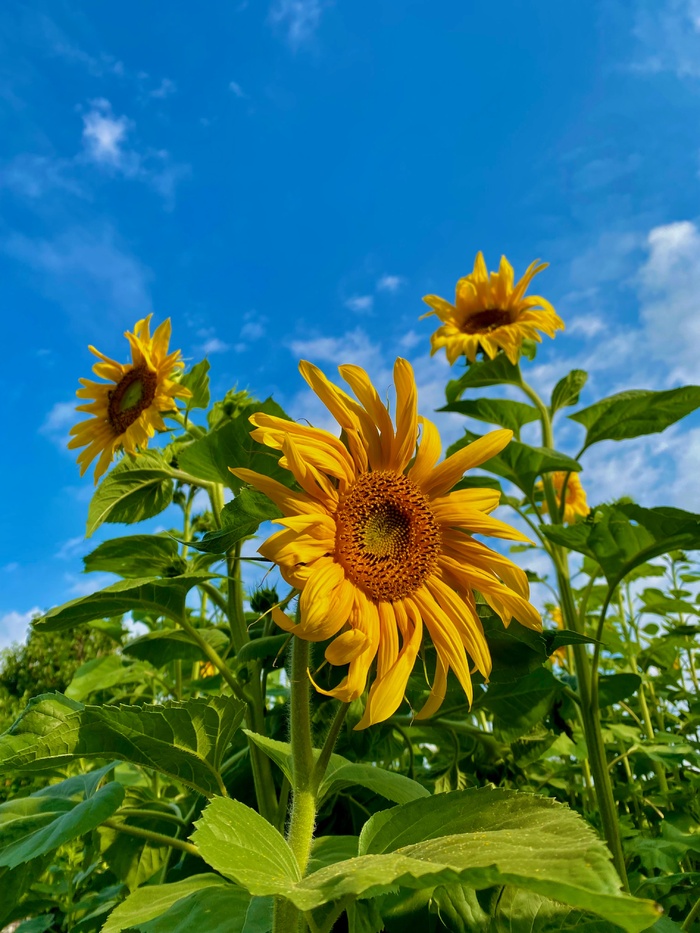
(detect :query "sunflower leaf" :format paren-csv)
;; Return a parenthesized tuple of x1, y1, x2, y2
(99, 874, 233, 933)
(446, 430, 581, 497)
(541, 503, 700, 589)
(33, 574, 212, 632)
(87, 450, 175, 537)
(0, 694, 244, 797)
(550, 370, 588, 416)
(445, 356, 522, 402)
(180, 359, 211, 411)
(122, 627, 230, 667)
(569, 385, 700, 453)
(180, 487, 283, 554)
(439, 399, 539, 437)
(83, 534, 186, 578)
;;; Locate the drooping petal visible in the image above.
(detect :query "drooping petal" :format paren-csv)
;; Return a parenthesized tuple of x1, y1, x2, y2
(421, 429, 513, 499)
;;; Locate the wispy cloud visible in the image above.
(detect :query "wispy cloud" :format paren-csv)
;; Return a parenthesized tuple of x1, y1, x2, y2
(631, 0, 700, 78)
(3, 224, 152, 327)
(229, 81, 247, 99)
(149, 77, 176, 99)
(40, 401, 78, 449)
(344, 294, 374, 314)
(566, 315, 607, 339)
(0, 608, 41, 649)
(268, 0, 326, 50)
(377, 274, 406, 293)
(0, 153, 85, 200)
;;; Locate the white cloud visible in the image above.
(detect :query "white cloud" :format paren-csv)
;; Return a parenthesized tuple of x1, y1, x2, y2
(344, 295, 374, 314)
(82, 101, 132, 168)
(637, 220, 700, 382)
(3, 224, 152, 326)
(631, 0, 700, 78)
(201, 337, 230, 354)
(80, 99, 188, 204)
(566, 315, 607, 339)
(229, 81, 247, 99)
(289, 327, 384, 373)
(377, 274, 406, 293)
(40, 401, 77, 449)
(150, 77, 176, 99)
(55, 536, 87, 560)
(0, 154, 84, 199)
(268, 0, 325, 49)
(399, 330, 421, 350)
(0, 608, 41, 649)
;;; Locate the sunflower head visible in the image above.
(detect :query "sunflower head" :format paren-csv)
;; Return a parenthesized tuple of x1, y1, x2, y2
(422, 252, 564, 365)
(68, 316, 190, 483)
(538, 471, 589, 525)
(232, 358, 541, 729)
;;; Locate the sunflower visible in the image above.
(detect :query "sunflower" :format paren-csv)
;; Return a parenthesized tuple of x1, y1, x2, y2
(422, 252, 564, 365)
(231, 359, 541, 729)
(68, 316, 190, 483)
(549, 606, 567, 665)
(539, 471, 589, 524)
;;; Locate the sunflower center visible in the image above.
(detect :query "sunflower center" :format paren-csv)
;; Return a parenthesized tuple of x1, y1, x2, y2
(335, 471, 441, 602)
(462, 308, 511, 334)
(107, 365, 158, 434)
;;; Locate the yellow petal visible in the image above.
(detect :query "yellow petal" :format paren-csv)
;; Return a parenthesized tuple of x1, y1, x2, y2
(421, 429, 513, 499)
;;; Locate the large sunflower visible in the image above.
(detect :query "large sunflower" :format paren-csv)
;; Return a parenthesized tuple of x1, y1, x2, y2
(68, 316, 190, 483)
(422, 252, 564, 365)
(232, 359, 541, 729)
(539, 471, 589, 525)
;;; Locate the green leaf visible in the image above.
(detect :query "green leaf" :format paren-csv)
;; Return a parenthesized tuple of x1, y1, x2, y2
(541, 503, 700, 590)
(87, 450, 174, 537)
(480, 668, 562, 741)
(122, 628, 230, 667)
(0, 781, 124, 868)
(308, 836, 359, 874)
(0, 694, 244, 797)
(178, 398, 293, 491)
(569, 386, 700, 453)
(65, 656, 156, 701)
(550, 370, 588, 416)
(243, 732, 429, 805)
(439, 399, 539, 436)
(14, 916, 55, 933)
(597, 673, 642, 708)
(446, 430, 581, 497)
(254, 788, 658, 930)
(138, 889, 272, 933)
(100, 874, 229, 933)
(183, 488, 283, 554)
(191, 796, 301, 893)
(236, 634, 290, 664)
(446, 356, 522, 402)
(34, 574, 213, 632)
(543, 628, 598, 655)
(84, 534, 186, 579)
(180, 359, 211, 411)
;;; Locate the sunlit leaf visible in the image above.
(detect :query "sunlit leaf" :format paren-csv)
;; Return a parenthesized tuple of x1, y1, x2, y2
(181, 487, 283, 554)
(84, 534, 186, 579)
(446, 356, 522, 402)
(180, 359, 211, 411)
(439, 399, 539, 436)
(550, 370, 588, 416)
(87, 450, 174, 537)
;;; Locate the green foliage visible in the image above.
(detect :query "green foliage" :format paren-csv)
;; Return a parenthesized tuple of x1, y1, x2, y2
(182, 487, 283, 554)
(86, 451, 175, 537)
(439, 398, 539, 436)
(550, 369, 588, 416)
(180, 359, 211, 411)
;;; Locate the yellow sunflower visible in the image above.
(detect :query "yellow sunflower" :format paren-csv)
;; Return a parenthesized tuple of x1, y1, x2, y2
(68, 316, 190, 483)
(539, 471, 589, 524)
(422, 252, 564, 365)
(231, 359, 541, 729)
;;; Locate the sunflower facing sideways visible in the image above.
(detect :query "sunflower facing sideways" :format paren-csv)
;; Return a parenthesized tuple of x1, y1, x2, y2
(69, 316, 190, 483)
(232, 359, 542, 729)
(539, 470, 589, 525)
(422, 251, 564, 365)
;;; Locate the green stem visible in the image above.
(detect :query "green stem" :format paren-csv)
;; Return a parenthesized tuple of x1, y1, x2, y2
(102, 819, 200, 857)
(682, 894, 700, 931)
(312, 702, 350, 790)
(274, 638, 317, 933)
(227, 541, 248, 653)
(116, 807, 186, 826)
(177, 611, 247, 707)
(518, 370, 629, 890)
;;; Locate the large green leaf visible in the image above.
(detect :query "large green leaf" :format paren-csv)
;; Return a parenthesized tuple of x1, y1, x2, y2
(84, 534, 186, 579)
(597, 673, 642, 708)
(87, 450, 175, 537)
(178, 398, 293, 491)
(446, 356, 522, 402)
(446, 430, 581, 497)
(192, 789, 657, 931)
(550, 370, 588, 416)
(180, 359, 211, 411)
(65, 656, 156, 701)
(480, 668, 562, 741)
(34, 574, 213, 632)
(0, 694, 244, 797)
(183, 488, 283, 554)
(244, 732, 429, 805)
(191, 796, 301, 890)
(101, 874, 230, 933)
(569, 386, 700, 453)
(138, 889, 272, 933)
(439, 399, 539, 437)
(0, 781, 124, 868)
(122, 627, 230, 667)
(541, 504, 700, 589)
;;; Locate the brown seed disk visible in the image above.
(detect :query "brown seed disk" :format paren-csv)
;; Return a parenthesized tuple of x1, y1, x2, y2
(107, 365, 158, 434)
(462, 308, 511, 334)
(335, 470, 441, 602)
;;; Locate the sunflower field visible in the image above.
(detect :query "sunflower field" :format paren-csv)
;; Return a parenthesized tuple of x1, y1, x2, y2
(1, 255, 699, 933)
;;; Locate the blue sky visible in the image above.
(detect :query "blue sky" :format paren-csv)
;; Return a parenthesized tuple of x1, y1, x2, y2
(2, 0, 700, 645)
